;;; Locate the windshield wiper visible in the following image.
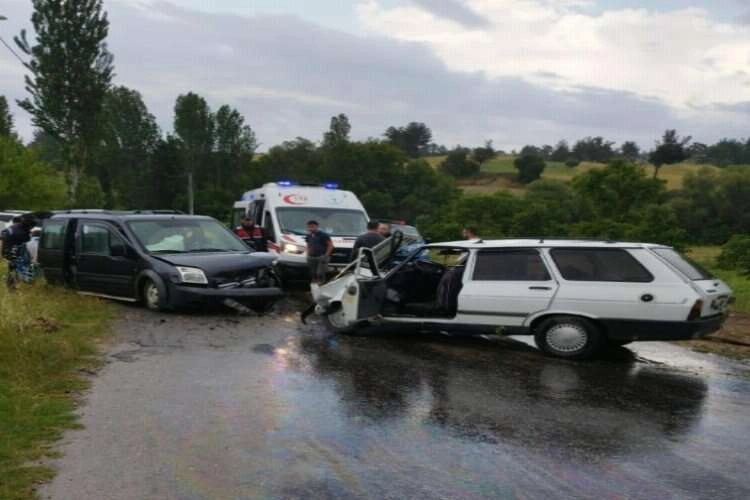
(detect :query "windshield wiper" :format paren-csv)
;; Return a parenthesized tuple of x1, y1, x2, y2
(150, 249, 188, 254)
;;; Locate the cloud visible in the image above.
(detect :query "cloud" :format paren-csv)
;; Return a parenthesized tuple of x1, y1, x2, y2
(359, 0, 750, 112)
(410, 0, 490, 29)
(1, 0, 749, 151)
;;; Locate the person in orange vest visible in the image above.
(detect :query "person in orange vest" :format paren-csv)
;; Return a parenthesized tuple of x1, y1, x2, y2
(234, 216, 267, 252)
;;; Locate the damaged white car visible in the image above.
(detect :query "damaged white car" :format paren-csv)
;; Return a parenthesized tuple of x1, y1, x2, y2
(308, 236, 733, 360)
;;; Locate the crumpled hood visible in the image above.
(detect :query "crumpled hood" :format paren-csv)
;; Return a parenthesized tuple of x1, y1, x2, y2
(155, 251, 277, 276)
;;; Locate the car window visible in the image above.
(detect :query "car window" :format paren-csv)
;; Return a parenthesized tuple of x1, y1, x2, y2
(473, 249, 551, 281)
(80, 224, 111, 255)
(550, 248, 654, 282)
(42, 220, 67, 250)
(128, 219, 247, 253)
(652, 247, 713, 281)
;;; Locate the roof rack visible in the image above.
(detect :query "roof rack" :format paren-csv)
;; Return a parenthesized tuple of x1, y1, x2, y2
(535, 237, 617, 244)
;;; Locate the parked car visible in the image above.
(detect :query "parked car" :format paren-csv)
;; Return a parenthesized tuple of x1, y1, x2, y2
(310, 238, 733, 359)
(39, 211, 284, 311)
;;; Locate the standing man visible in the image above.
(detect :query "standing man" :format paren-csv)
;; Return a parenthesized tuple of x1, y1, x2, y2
(377, 221, 392, 239)
(351, 221, 385, 261)
(235, 216, 267, 252)
(306, 220, 333, 284)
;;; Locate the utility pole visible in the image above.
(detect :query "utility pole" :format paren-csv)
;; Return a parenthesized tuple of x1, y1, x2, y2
(187, 172, 194, 214)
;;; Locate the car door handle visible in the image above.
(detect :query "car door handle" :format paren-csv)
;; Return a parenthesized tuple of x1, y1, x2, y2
(529, 286, 552, 290)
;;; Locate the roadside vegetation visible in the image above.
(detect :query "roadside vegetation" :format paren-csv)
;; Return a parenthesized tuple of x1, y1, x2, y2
(0, 284, 112, 500)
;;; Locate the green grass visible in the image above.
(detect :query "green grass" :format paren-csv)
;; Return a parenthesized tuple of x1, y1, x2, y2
(0, 283, 112, 500)
(687, 246, 750, 314)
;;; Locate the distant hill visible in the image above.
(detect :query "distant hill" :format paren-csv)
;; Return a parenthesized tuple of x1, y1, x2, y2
(425, 154, 725, 194)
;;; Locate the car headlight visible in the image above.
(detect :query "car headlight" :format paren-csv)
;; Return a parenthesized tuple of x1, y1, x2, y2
(176, 266, 208, 284)
(283, 243, 305, 255)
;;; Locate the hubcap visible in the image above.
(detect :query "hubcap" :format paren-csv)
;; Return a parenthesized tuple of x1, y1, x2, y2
(146, 283, 159, 309)
(546, 323, 588, 353)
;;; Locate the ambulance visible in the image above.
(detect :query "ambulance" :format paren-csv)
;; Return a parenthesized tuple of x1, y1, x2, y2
(233, 182, 369, 281)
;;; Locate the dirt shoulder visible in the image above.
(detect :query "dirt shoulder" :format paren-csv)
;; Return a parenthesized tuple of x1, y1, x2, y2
(683, 312, 750, 360)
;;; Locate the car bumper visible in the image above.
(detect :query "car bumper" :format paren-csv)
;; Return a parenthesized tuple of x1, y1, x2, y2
(167, 283, 284, 307)
(601, 314, 727, 341)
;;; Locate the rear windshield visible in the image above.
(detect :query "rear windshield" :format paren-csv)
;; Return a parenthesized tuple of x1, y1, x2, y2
(652, 248, 714, 281)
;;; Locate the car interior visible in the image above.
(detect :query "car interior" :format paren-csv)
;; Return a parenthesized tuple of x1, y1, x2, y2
(380, 247, 468, 318)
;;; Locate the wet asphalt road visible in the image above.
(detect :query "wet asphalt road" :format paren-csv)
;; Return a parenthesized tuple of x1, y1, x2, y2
(41, 299, 750, 500)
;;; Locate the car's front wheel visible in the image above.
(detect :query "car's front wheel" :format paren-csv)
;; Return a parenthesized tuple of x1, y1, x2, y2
(142, 278, 166, 312)
(534, 316, 604, 360)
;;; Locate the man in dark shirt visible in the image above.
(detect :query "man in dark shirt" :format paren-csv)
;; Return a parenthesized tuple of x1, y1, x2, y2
(305, 220, 333, 284)
(350, 221, 385, 262)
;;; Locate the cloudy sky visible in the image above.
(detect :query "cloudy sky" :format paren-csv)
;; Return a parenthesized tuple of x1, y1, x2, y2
(2, 0, 750, 150)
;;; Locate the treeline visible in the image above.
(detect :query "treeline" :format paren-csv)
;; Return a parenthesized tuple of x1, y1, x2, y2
(420, 162, 750, 247)
(517, 133, 750, 168)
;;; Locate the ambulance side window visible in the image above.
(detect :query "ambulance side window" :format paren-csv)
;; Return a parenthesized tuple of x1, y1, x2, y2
(263, 211, 276, 242)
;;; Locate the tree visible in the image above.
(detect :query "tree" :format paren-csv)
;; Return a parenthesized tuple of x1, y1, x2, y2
(471, 140, 497, 166)
(0, 136, 67, 210)
(15, 0, 115, 204)
(174, 92, 215, 213)
(649, 129, 691, 179)
(620, 141, 640, 161)
(514, 154, 546, 184)
(214, 104, 257, 190)
(572, 136, 615, 162)
(322, 113, 351, 147)
(384, 122, 432, 157)
(97, 86, 160, 208)
(550, 140, 570, 162)
(440, 147, 480, 178)
(571, 160, 666, 220)
(0, 96, 14, 137)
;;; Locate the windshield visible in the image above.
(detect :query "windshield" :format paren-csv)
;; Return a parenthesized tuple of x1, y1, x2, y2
(127, 219, 248, 253)
(276, 208, 367, 237)
(652, 247, 714, 281)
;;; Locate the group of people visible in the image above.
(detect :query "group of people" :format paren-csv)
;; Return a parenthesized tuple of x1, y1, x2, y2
(0, 214, 42, 288)
(233, 214, 479, 286)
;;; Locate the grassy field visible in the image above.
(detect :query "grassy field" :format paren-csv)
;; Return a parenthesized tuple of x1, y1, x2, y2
(426, 155, 723, 194)
(0, 283, 112, 500)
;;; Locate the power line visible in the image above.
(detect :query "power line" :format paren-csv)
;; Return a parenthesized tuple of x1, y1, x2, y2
(0, 35, 25, 65)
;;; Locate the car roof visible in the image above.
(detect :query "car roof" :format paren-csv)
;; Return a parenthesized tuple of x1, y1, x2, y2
(427, 238, 667, 249)
(49, 211, 213, 222)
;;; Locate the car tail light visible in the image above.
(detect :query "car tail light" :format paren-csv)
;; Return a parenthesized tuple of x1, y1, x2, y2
(688, 300, 703, 321)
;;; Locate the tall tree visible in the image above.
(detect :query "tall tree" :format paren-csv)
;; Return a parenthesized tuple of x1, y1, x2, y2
(174, 92, 214, 213)
(385, 122, 432, 157)
(550, 140, 570, 162)
(0, 96, 14, 137)
(620, 141, 640, 161)
(15, 0, 114, 204)
(649, 129, 691, 179)
(214, 104, 257, 190)
(471, 140, 497, 166)
(322, 113, 351, 147)
(98, 86, 160, 207)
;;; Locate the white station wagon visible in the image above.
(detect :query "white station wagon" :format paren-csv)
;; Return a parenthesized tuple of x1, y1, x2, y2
(309, 237, 733, 359)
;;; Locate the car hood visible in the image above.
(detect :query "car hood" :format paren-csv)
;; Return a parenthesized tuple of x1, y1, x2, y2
(155, 251, 277, 275)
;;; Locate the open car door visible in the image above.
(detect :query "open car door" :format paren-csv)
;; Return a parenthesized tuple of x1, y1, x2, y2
(308, 231, 420, 329)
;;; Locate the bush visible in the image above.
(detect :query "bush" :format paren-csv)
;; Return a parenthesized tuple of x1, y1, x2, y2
(439, 148, 480, 178)
(514, 154, 546, 184)
(717, 235, 750, 273)
(565, 158, 580, 167)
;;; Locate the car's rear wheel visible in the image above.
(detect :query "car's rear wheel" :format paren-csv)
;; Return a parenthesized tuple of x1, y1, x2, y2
(534, 316, 604, 360)
(142, 278, 165, 312)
